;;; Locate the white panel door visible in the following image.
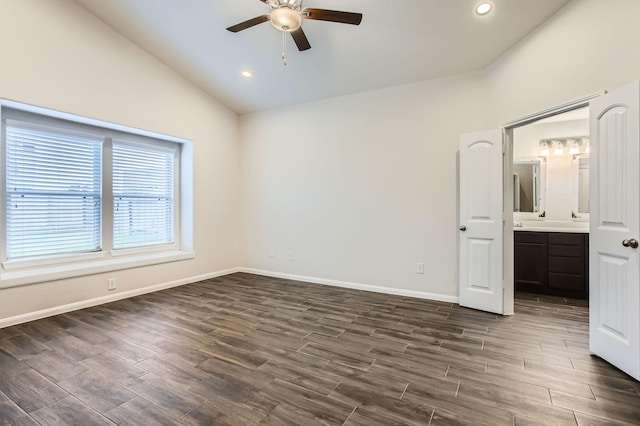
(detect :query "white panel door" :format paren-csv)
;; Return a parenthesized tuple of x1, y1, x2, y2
(590, 80, 640, 381)
(459, 129, 503, 314)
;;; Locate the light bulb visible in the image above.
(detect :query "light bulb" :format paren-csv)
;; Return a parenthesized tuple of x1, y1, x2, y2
(539, 142, 550, 157)
(569, 141, 580, 155)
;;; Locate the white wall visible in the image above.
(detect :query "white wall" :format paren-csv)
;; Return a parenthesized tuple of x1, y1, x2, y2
(241, 73, 485, 299)
(485, 0, 640, 127)
(0, 0, 241, 322)
(240, 0, 640, 301)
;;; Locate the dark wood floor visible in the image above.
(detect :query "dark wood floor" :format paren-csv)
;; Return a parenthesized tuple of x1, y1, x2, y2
(1, 273, 639, 425)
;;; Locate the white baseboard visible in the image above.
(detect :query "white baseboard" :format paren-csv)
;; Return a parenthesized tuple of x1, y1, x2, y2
(0, 267, 241, 329)
(238, 267, 459, 304)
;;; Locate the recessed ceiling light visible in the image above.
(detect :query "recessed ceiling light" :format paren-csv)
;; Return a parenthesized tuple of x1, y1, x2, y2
(476, 1, 494, 16)
(241, 70, 253, 78)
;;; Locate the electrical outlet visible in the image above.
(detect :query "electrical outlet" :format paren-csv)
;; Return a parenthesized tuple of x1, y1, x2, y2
(107, 278, 117, 290)
(288, 250, 294, 261)
(416, 262, 424, 274)
(269, 248, 275, 258)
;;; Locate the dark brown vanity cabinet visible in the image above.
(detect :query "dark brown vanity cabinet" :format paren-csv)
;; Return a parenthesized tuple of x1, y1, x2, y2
(514, 232, 547, 292)
(514, 231, 588, 299)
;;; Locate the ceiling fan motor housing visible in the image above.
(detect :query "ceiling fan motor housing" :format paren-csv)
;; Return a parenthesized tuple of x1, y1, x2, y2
(267, 0, 303, 9)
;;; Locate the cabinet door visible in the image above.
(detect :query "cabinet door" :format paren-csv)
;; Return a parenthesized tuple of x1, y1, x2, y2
(514, 233, 546, 292)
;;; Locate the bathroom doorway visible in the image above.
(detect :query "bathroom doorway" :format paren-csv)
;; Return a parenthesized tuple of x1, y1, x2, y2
(500, 96, 598, 315)
(511, 107, 590, 301)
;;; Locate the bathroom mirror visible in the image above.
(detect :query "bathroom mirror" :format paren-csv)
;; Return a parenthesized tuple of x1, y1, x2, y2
(513, 160, 540, 213)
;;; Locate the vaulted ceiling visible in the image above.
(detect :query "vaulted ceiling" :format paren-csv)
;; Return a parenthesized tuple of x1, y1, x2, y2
(73, 0, 573, 114)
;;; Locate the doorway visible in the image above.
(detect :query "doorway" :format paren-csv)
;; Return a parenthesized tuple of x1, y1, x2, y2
(501, 95, 600, 315)
(510, 107, 590, 301)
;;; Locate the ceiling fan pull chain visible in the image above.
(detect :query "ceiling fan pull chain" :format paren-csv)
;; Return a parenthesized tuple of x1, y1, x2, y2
(281, 31, 287, 65)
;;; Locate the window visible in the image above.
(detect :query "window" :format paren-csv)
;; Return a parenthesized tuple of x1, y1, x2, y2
(1, 101, 193, 287)
(5, 122, 103, 259)
(112, 141, 175, 250)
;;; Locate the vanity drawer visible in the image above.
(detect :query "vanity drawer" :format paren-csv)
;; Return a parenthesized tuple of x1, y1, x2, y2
(514, 232, 547, 244)
(548, 245, 583, 258)
(547, 233, 586, 246)
(548, 273, 585, 291)
(548, 256, 584, 275)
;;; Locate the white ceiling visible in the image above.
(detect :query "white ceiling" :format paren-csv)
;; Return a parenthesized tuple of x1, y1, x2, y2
(72, 0, 573, 114)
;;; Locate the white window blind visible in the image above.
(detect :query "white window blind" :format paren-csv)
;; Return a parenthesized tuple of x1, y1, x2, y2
(5, 121, 103, 259)
(112, 141, 175, 250)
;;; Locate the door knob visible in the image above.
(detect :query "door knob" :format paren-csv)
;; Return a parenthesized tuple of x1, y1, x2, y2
(459, 226, 467, 231)
(622, 238, 639, 248)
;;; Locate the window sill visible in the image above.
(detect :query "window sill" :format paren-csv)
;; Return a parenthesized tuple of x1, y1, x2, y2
(0, 250, 195, 289)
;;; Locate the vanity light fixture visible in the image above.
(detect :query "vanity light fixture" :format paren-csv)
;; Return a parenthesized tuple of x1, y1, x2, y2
(475, 1, 495, 16)
(540, 137, 589, 158)
(539, 141, 550, 157)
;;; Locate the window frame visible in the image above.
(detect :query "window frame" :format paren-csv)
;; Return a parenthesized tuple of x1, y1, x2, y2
(0, 100, 194, 289)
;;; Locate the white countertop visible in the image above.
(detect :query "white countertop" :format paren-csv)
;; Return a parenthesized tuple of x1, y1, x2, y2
(514, 226, 588, 233)
(513, 221, 589, 233)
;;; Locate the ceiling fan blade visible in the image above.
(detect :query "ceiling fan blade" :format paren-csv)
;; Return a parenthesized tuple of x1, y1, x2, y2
(291, 28, 311, 51)
(302, 8, 363, 25)
(226, 15, 270, 33)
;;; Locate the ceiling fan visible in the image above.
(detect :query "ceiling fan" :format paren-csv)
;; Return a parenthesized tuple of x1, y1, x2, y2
(226, 0, 363, 52)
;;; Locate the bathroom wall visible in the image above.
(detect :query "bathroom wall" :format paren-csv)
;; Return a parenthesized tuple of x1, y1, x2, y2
(513, 117, 589, 221)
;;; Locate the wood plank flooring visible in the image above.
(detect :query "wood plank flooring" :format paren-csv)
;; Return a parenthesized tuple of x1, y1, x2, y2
(1, 272, 639, 425)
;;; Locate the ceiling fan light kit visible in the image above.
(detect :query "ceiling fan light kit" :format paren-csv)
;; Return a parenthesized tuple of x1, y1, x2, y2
(227, 0, 362, 63)
(271, 7, 301, 32)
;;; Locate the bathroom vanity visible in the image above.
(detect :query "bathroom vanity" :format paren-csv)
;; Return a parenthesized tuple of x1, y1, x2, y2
(512, 113, 590, 299)
(514, 226, 588, 299)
